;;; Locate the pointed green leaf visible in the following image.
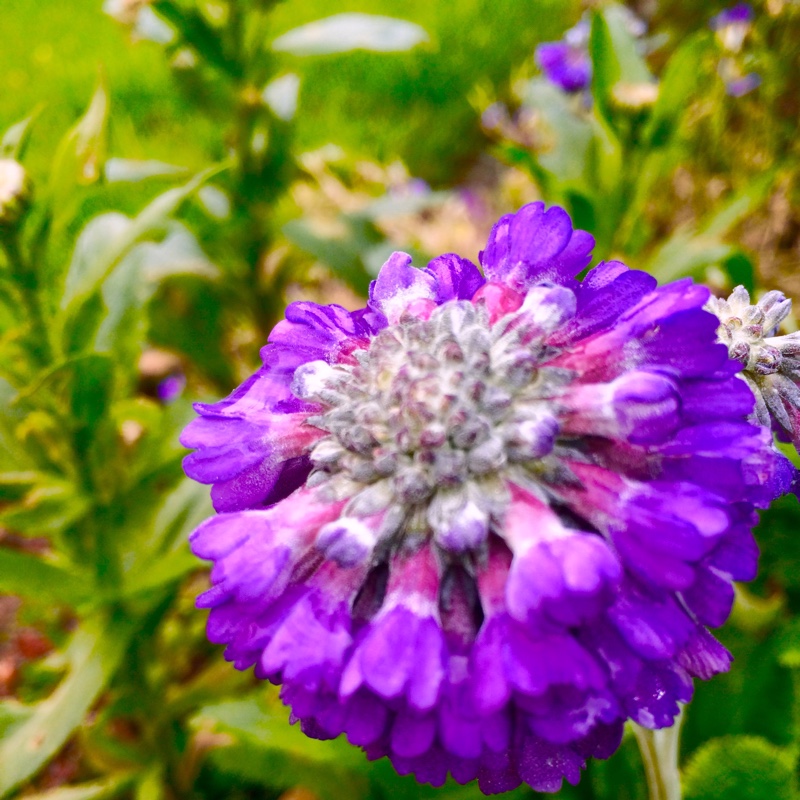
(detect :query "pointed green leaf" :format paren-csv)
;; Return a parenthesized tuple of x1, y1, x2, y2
(104, 158, 187, 183)
(59, 164, 226, 340)
(590, 6, 652, 125)
(192, 696, 368, 800)
(95, 222, 217, 363)
(517, 78, 595, 191)
(645, 33, 712, 148)
(11, 773, 135, 800)
(0, 614, 136, 798)
(273, 14, 428, 55)
(1, 109, 43, 160)
(50, 82, 109, 202)
(0, 548, 92, 606)
(0, 478, 91, 537)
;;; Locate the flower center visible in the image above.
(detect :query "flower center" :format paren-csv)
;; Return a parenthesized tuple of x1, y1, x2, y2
(291, 299, 570, 559)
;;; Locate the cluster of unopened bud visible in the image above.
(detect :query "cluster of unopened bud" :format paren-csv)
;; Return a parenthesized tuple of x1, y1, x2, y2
(708, 285, 800, 444)
(710, 287, 791, 375)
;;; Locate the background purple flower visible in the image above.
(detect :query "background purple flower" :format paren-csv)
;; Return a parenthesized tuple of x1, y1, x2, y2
(711, 3, 755, 31)
(535, 21, 592, 94)
(711, 3, 755, 52)
(725, 72, 761, 96)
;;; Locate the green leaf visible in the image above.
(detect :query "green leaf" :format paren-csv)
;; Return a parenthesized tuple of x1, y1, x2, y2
(645, 33, 711, 148)
(0, 478, 90, 537)
(723, 250, 756, 294)
(122, 546, 198, 597)
(518, 78, 595, 190)
(644, 232, 734, 285)
(1, 108, 42, 160)
(104, 158, 187, 183)
(0, 548, 92, 606)
(755, 493, 800, 591)
(775, 619, 800, 669)
(151, 1, 240, 79)
(58, 165, 226, 341)
(0, 613, 137, 798)
(272, 14, 429, 55)
(0, 379, 33, 473)
(61, 212, 130, 311)
(11, 773, 136, 800)
(0, 701, 33, 739)
(683, 736, 797, 800)
(590, 6, 652, 125)
(133, 766, 165, 800)
(70, 354, 114, 429)
(140, 476, 211, 556)
(95, 222, 217, 363)
(192, 695, 369, 800)
(49, 82, 109, 200)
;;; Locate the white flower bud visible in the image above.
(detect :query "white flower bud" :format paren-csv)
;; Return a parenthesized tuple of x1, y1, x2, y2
(0, 159, 32, 228)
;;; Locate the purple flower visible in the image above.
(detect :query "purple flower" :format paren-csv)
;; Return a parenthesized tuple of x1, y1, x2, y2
(535, 21, 592, 94)
(157, 373, 186, 404)
(718, 57, 761, 97)
(725, 72, 761, 96)
(182, 203, 786, 794)
(711, 3, 755, 30)
(710, 3, 755, 52)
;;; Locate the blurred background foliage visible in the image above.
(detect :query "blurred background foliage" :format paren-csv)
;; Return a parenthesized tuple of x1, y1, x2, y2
(2, 0, 800, 798)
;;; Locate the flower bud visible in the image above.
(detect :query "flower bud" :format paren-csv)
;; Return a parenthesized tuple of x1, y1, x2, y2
(0, 159, 32, 228)
(611, 82, 659, 110)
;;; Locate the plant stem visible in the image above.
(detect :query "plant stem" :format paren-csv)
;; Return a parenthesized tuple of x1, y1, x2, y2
(633, 711, 684, 800)
(0, 229, 52, 364)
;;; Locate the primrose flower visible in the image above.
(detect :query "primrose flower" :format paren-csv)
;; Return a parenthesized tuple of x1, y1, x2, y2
(535, 21, 593, 94)
(709, 285, 800, 456)
(182, 203, 786, 794)
(711, 4, 755, 52)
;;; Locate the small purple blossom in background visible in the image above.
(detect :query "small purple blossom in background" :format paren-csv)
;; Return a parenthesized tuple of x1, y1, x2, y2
(182, 203, 789, 794)
(711, 3, 755, 52)
(718, 57, 761, 97)
(710, 4, 759, 96)
(724, 71, 761, 97)
(157, 373, 186, 404)
(535, 20, 592, 94)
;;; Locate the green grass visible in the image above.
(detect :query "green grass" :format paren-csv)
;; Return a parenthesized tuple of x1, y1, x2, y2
(1, 0, 578, 184)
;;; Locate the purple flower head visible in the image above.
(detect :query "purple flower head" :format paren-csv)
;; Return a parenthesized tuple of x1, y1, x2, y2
(157, 373, 186, 404)
(535, 20, 592, 94)
(710, 3, 755, 52)
(182, 203, 786, 794)
(711, 3, 755, 29)
(725, 72, 761, 96)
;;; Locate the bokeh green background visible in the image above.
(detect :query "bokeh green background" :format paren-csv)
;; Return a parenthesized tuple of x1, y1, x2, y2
(3, 1, 800, 799)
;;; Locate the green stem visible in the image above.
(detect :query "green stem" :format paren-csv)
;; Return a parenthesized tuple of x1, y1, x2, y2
(0, 229, 52, 364)
(633, 711, 684, 800)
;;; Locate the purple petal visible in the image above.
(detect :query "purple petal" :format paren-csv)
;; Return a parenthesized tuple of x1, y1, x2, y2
(424, 253, 485, 302)
(368, 251, 437, 324)
(480, 202, 594, 291)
